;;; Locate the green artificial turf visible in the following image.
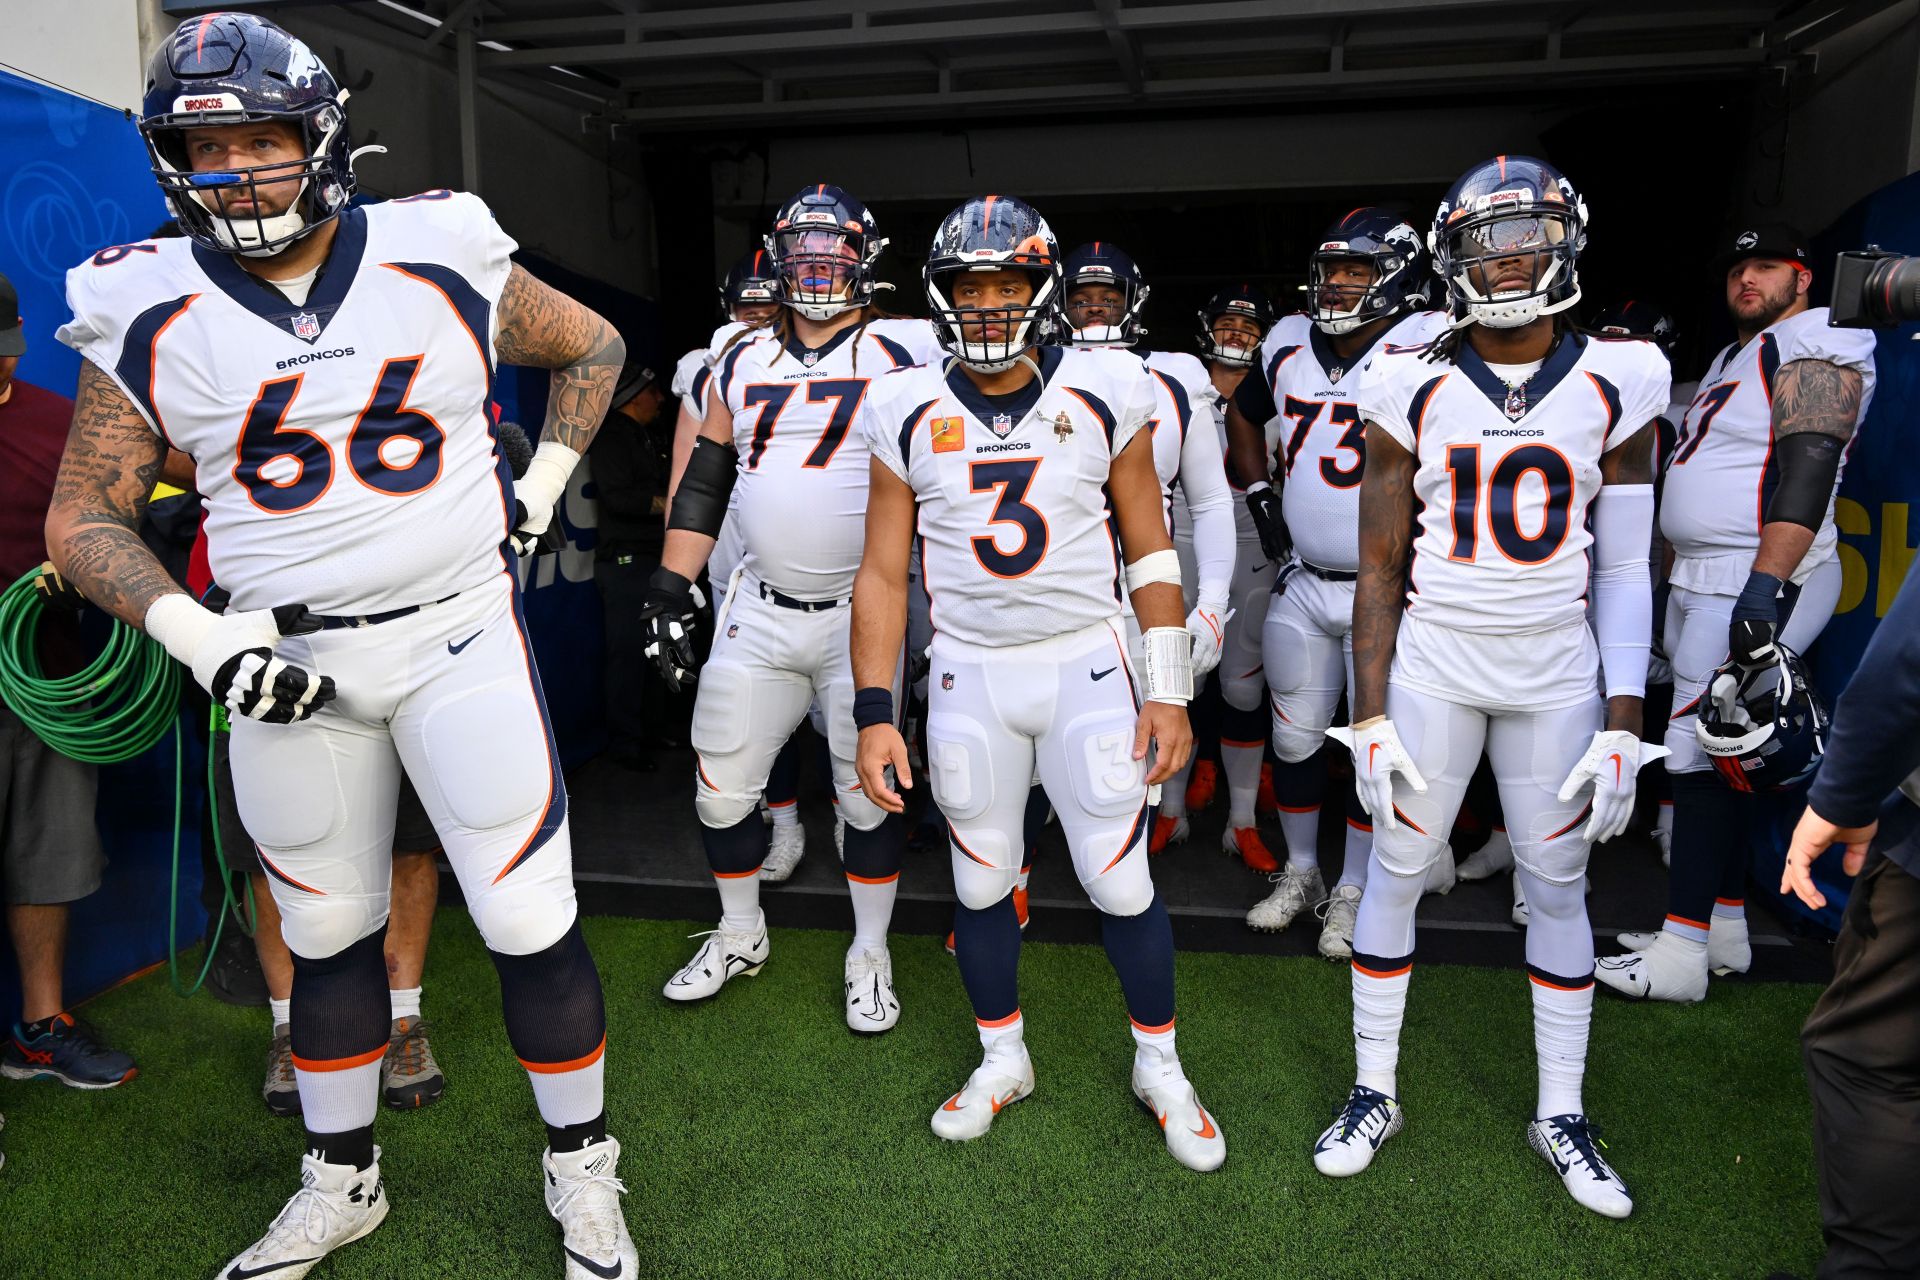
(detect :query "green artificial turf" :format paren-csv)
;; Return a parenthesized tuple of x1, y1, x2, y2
(0, 913, 1825, 1279)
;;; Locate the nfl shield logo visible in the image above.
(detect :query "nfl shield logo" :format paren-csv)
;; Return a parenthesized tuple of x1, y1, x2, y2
(989, 413, 1014, 438)
(726, 623, 739, 638)
(941, 672, 954, 691)
(291, 311, 321, 341)
(802, 348, 819, 367)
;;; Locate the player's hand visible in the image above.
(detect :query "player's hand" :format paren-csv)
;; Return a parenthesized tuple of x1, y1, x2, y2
(1781, 807, 1876, 909)
(1326, 717, 1426, 831)
(508, 497, 566, 557)
(164, 602, 335, 725)
(638, 567, 702, 693)
(1729, 569, 1784, 669)
(856, 723, 914, 814)
(1135, 700, 1192, 786)
(32, 562, 88, 615)
(1556, 731, 1670, 844)
(1186, 603, 1231, 679)
(1245, 483, 1290, 565)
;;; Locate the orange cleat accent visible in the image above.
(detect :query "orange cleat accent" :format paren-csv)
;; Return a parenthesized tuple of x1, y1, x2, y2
(1149, 814, 1178, 855)
(1256, 763, 1278, 817)
(1228, 825, 1279, 874)
(1185, 759, 1219, 812)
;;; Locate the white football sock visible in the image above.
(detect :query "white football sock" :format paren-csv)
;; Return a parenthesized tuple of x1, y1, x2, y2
(769, 799, 799, 829)
(1221, 740, 1263, 827)
(1529, 976, 1592, 1119)
(1277, 805, 1321, 872)
(295, 1059, 381, 1134)
(524, 1044, 605, 1128)
(715, 871, 762, 934)
(269, 997, 292, 1029)
(846, 873, 897, 950)
(1160, 755, 1193, 820)
(978, 1011, 1025, 1062)
(388, 986, 421, 1023)
(1338, 819, 1372, 891)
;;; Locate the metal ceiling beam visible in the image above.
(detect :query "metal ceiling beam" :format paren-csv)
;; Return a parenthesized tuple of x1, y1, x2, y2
(1093, 0, 1147, 96)
(482, 0, 1033, 42)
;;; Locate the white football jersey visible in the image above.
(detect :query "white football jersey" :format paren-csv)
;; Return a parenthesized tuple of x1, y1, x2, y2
(59, 191, 517, 616)
(1139, 350, 1210, 502)
(1360, 330, 1671, 636)
(712, 316, 939, 600)
(862, 344, 1156, 648)
(671, 346, 709, 410)
(1258, 310, 1448, 572)
(1661, 307, 1876, 586)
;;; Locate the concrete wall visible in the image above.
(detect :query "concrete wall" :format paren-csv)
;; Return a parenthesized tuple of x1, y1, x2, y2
(8, 0, 148, 110)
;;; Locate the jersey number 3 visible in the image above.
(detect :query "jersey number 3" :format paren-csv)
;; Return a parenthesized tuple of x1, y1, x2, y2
(970, 458, 1047, 578)
(236, 357, 445, 512)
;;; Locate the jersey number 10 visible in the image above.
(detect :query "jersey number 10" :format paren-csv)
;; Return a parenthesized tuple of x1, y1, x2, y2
(1443, 442, 1575, 565)
(236, 357, 445, 512)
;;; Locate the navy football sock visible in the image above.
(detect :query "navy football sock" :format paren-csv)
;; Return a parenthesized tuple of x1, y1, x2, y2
(1100, 892, 1175, 1029)
(952, 893, 1022, 1022)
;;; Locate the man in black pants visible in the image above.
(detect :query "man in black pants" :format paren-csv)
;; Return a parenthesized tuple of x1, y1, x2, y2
(589, 362, 672, 769)
(1782, 565, 1920, 1280)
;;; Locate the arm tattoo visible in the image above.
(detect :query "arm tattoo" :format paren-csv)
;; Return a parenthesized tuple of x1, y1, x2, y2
(1771, 358, 1864, 443)
(493, 264, 626, 454)
(1600, 421, 1656, 486)
(45, 362, 183, 627)
(1350, 423, 1416, 722)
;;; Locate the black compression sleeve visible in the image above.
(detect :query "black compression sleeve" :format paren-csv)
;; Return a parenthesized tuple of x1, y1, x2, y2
(666, 436, 738, 538)
(1765, 433, 1844, 531)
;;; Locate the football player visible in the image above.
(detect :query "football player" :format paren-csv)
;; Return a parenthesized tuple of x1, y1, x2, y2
(1314, 157, 1670, 1219)
(1154, 284, 1279, 856)
(849, 194, 1222, 1172)
(1060, 244, 1237, 737)
(45, 16, 636, 1278)
(643, 184, 942, 1032)
(1224, 208, 1447, 957)
(1597, 227, 1875, 1001)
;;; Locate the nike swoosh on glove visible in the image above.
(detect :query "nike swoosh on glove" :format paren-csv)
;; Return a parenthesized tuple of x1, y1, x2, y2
(1326, 719, 1427, 831)
(1186, 604, 1232, 679)
(1245, 484, 1291, 566)
(146, 597, 336, 725)
(1556, 731, 1671, 844)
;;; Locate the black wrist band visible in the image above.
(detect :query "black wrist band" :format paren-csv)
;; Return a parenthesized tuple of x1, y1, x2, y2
(853, 686, 894, 730)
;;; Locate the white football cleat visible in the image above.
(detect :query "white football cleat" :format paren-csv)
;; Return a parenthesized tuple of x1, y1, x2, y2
(1617, 915, 1750, 976)
(1312, 1084, 1404, 1177)
(1528, 1114, 1634, 1219)
(1131, 1045, 1225, 1172)
(662, 915, 769, 1002)
(930, 1051, 1034, 1142)
(761, 824, 806, 883)
(1317, 884, 1362, 961)
(1422, 853, 1457, 896)
(844, 944, 900, 1034)
(1456, 828, 1514, 880)
(1595, 932, 1708, 1003)
(1245, 863, 1326, 932)
(545, 1137, 640, 1280)
(218, 1149, 388, 1280)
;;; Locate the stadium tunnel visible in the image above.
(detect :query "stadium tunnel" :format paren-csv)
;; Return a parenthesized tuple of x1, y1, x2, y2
(2, 1, 1917, 1014)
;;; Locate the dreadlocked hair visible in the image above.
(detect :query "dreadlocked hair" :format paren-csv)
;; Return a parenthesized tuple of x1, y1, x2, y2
(1423, 312, 1588, 365)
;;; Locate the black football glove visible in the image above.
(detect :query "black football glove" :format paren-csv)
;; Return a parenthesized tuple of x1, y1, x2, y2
(639, 567, 703, 693)
(508, 500, 568, 557)
(1729, 570, 1784, 670)
(202, 605, 336, 725)
(1245, 483, 1290, 565)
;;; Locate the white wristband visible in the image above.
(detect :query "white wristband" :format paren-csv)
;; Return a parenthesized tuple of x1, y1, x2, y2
(1125, 548, 1183, 594)
(1140, 626, 1194, 705)
(519, 440, 582, 510)
(143, 592, 215, 667)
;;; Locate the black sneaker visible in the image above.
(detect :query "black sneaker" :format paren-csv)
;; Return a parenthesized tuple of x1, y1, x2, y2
(263, 1023, 302, 1118)
(204, 919, 269, 1008)
(382, 1018, 445, 1109)
(2, 1013, 137, 1089)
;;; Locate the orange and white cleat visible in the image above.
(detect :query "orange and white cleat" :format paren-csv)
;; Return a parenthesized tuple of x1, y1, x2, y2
(930, 1050, 1034, 1142)
(1149, 812, 1190, 855)
(1223, 824, 1279, 874)
(1256, 763, 1279, 817)
(1184, 759, 1219, 812)
(1132, 1044, 1225, 1172)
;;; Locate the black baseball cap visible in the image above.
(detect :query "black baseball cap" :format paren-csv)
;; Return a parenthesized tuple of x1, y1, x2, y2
(0, 272, 23, 358)
(612, 360, 658, 410)
(1712, 223, 1811, 277)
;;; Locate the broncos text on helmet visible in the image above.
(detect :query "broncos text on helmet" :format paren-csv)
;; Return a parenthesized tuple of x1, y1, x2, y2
(923, 195, 1061, 373)
(1062, 241, 1149, 347)
(719, 248, 780, 324)
(764, 184, 887, 321)
(1430, 155, 1588, 330)
(1695, 646, 1830, 793)
(1307, 207, 1433, 335)
(1195, 283, 1275, 368)
(140, 11, 363, 257)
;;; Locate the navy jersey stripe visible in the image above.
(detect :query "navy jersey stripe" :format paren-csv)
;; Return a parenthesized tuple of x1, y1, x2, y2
(115, 292, 200, 447)
(872, 332, 914, 368)
(1149, 368, 1193, 443)
(899, 398, 938, 469)
(1064, 384, 1118, 445)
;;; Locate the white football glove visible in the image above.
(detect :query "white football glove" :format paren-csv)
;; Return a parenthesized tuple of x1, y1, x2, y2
(1326, 717, 1427, 831)
(145, 595, 336, 724)
(509, 442, 581, 557)
(1556, 730, 1672, 844)
(1185, 603, 1232, 679)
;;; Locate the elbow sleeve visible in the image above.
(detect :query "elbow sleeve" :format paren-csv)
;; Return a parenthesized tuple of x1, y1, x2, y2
(666, 436, 737, 538)
(1590, 484, 1655, 699)
(1765, 433, 1844, 532)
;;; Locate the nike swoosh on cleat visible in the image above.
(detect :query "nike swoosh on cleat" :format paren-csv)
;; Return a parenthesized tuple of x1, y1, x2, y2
(448, 630, 483, 655)
(563, 1246, 623, 1278)
(940, 1092, 966, 1112)
(1091, 666, 1117, 681)
(991, 1088, 1021, 1113)
(1192, 1108, 1217, 1139)
(228, 1261, 321, 1279)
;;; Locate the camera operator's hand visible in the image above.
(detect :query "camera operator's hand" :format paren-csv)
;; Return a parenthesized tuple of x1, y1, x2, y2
(1781, 805, 1875, 909)
(32, 562, 88, 615)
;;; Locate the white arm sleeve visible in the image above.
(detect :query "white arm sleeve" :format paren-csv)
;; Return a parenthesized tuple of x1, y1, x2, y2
(1591, 483, 1656, 699)
(1177, 418, 1236, 612)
